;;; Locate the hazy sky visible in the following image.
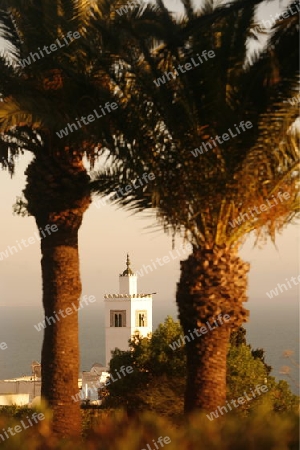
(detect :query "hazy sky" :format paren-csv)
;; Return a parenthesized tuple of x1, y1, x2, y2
(0, 153, 298, 314)
(0, 0, 298, 317)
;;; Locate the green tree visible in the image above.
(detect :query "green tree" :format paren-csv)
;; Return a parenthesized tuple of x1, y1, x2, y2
(91, 0, 299, 413)
(227, 343, 267, 401)
(136, 315, 186, 376)
(105, 317, 185, 413)
(104, 317, 185, 417)
(230, 327, 272, 374)
(105, 318, 299, 418)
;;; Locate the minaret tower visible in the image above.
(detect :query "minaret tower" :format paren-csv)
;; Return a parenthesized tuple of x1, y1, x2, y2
(104, 254, 152, 368)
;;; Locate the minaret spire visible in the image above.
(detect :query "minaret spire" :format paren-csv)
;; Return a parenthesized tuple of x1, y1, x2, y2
(121, 253, 134, 276)
(126, 253, 131, 269)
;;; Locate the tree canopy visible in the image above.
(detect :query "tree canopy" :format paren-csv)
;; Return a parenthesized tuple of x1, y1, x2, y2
(104, 317, 299, 418)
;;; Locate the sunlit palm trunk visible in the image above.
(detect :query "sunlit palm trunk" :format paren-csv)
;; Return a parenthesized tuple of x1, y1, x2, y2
(24, 152, 91, 436)
(39, 216, 84, 435)
(176, 246, 249, 413)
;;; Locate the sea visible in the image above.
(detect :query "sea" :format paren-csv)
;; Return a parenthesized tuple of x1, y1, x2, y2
(0, 299, 299, 395)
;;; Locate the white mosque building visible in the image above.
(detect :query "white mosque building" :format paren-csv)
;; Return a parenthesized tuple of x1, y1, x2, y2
(0, 255, 153, 406)
(104, 254, 153, 367)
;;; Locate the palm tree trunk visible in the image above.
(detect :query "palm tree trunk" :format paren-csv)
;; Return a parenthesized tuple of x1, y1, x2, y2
(39, 220, 84, 436)
(176, 245, 249, 413)
(24, 151, 91, 436)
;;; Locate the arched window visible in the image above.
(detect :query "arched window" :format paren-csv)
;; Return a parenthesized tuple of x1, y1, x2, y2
(114, 313, 122, 327)
(139, 314, 144, 327)
(111, 310, 126, 327)
(136, 311, 147, 327)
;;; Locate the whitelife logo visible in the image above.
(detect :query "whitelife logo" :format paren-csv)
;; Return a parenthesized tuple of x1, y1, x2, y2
(56, 101, 118, 139)
(266, 274, 300, 299)
(141, 436, 171, 450)
(116, 0, 141, 16)
(206, 384, 268, 421)
(253, 2, 300, 33)
(288, 92, 300, 106)
(94, 172, 155, 209)
(135, 244, 192, 278)
(153, 50, 215, 87)
(34, 295, 96, 332)
(0, 412, 45, 443)
(190, 121, 253, 157)
(0, 342, 7, 351)
(168, 314, 231, 351)
(20, 31, 81, 68)
(0, 224, 58, 261)
(228, 191, 290, 229)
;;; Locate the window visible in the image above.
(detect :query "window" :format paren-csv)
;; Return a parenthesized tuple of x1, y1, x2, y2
(115, 314, 122, 327)
(110, 310, 126, 327)
(136, 311, 147, 327)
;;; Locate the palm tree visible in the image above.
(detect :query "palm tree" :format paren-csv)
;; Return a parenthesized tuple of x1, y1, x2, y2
(0, 0, 122, 436)
(91, 0, 299, 413)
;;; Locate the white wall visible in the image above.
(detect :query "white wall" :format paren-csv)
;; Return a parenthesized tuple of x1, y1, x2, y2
(119, 275, 137, 295)
(0, 380, 41, 398)
(105, 298, 131, 366)
(130, 298, 152, 337)
(104, 296, 152, 367)
(0, 393, 30, 406)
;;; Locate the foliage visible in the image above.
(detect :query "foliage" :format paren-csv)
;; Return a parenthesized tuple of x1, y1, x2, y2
(91, 0, 299, 248)
(130, 316, 186, 377)
(265, 378, 300, 413)
(105, 317, 185, 416)
(227, 343, 268, 402)
(88, 0, 299, 413)
(104, 318, 299, 416)
(229, 327, 247, 346)
(230, 327, 272, 374)
(0, 406, 298, 449)
(0, 405, 34, 418)
(0, 0, 121, 175)
(251, 347, 272, 375)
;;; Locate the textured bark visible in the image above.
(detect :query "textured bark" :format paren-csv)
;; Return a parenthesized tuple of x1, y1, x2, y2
(24, 151, 91, 437)
(176, 245, 250, 413)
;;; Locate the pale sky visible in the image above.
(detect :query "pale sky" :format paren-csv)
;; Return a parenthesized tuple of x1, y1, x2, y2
(0, 153, 298, 312)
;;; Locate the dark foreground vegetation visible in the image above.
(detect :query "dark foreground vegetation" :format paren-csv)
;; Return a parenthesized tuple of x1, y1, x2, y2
(0, 405, 299, 450)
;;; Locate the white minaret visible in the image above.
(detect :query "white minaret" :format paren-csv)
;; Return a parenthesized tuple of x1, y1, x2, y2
(104, 254, 152, 368)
